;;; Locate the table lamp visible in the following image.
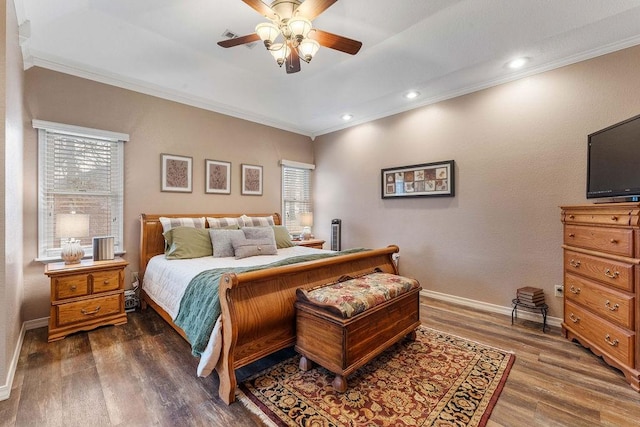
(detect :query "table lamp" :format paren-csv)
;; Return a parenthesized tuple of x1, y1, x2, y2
(300, 212, 313, 240)
(56, 213, 90, 264)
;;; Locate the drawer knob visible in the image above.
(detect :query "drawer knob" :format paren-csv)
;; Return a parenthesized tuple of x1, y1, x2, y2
(604, 334, 619, 347)
(568, 233, 575, 238)
(569, 313, 580, 323)
(70, 285, 77, 291)
(604, 269, 619, 279)
(610, 216, 618, 221)
(605, 300, 620, 311)
(569, 286, 581, 295)
(103, 280, 110, 284)
(610, 239, 618, 244)
(569, 259, 581, 268)
(568, 215, 575, 219)
(81, 306, 101, 316)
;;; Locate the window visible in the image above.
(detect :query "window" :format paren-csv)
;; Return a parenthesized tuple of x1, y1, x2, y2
(34, 120, 128, 261)
(281, 160, 315, 235)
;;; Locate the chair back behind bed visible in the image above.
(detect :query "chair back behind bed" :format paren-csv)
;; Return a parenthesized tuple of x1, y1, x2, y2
(139, 213, 281, 279)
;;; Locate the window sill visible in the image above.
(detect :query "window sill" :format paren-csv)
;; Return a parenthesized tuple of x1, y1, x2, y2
(35, 250, 126, 264)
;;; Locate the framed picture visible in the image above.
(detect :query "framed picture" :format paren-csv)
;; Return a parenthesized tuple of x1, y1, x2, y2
(205, 159, 231, 194)
(381, 160, 455, 198)
(241, 164, 263, 196)
(161, 154, 192, 192)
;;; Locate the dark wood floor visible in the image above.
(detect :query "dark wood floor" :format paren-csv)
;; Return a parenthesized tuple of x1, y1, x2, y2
(1, 297, 639, 426)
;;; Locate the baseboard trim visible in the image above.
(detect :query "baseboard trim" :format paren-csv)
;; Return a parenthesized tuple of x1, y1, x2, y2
(0, 317, 49, 401)
(421, 289, 562, 328)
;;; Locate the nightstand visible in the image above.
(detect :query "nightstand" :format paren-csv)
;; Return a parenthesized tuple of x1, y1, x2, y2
(45, 257, 128, 342)
(295, 239, 325, 249)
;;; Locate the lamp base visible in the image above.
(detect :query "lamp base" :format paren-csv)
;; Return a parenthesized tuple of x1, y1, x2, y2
(61, 239, 85, 264)
(301, 226, 312, 241)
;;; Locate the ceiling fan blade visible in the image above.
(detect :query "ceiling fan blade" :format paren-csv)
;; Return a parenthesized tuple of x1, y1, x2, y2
(295, 0, 337, 20)
(310, 29, 362, 55)
(217, 33, 261, 48)
(286, 47, 301, 74)
(242, 0, 277, 19)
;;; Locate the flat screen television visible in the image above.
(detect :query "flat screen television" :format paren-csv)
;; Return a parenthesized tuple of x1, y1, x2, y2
(587, 113, 640, 200)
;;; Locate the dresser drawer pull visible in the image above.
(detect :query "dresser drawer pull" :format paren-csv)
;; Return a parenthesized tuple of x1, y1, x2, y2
(569, 286, 581, 294)
(604, 334, 619, 347)
(103, 280, 110, 285)
(610, 239, 618, 244)
(605, 300, 620, 311)
(569, 313, 580, 323)
(604, 269, 619, 279)
(568, 233, 575, 238)
(569, 259, 581, 268)
(610, 216, 618, 221)
(80, 306, 101, 316)
(70, 285, 77, 291)
(568, 215, 575, 219)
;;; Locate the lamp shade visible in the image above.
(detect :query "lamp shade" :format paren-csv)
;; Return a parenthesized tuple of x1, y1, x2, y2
(288, 17, 312, 40)
(56, 213, 90, 239)
(299, 212, 313, 227)
(270, 43, 290, 66)
(255, 22, 280, 47)
(298, 38, 320, 62)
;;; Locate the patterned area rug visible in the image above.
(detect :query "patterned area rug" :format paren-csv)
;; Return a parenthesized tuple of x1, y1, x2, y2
(238, 326, 515, 427)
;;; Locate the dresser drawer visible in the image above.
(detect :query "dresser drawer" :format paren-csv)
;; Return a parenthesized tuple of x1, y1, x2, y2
(564, 273, 634, 329)
(92, 270, 121, 293)
(53, 275, 89, 300)
(564, 300, 635, 367)
(563, 210, 631, 227)
(56, 294, 123, 326)
(564, 225, 633, 257)
(563, 250, 634, 292)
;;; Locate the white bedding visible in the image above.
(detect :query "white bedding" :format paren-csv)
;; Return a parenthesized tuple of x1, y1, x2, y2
(142, 245, 332, 377)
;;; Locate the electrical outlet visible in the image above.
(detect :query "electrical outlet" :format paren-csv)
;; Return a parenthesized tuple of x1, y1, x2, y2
(554, 284, 563, 297)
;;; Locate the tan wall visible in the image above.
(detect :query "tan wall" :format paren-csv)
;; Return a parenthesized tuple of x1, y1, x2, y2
(313, 45, 640, 317)
(22, 68, 312, 320)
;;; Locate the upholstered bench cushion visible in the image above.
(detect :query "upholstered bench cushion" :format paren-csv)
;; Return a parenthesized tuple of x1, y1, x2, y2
(296, 272, 420, 319)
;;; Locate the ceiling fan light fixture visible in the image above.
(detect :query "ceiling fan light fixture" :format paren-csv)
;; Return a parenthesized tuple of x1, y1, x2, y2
(270, 43, 290, 66)
(288, 17, 312, 42)
(298, 38, 320, 62)
(255, 22, 280, 48)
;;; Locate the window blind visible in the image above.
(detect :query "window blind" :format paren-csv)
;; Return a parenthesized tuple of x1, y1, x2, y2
(35, 121, 127, 260)
(281, 161, 314, 234)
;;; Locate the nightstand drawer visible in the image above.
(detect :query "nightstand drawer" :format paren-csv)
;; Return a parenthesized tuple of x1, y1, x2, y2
(56, 294, 122, 326)
(54, 275, 89, 299)
(565, 273, 634, 329)
(92, 270, 121, 293)
(564, 225, 633, 257)
(563, 249, 634, 292)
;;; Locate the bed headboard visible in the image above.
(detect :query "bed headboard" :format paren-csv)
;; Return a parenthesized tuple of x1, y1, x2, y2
(139, 213, 281, 279)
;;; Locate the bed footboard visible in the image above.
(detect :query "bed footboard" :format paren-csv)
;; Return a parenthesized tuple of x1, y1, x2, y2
(216, 245, 400, 404)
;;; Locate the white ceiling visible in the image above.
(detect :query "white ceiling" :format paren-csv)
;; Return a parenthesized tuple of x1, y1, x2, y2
(14, 0, 640, 139)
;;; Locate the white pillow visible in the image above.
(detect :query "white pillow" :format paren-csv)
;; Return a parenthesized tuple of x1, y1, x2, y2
(210, 228, 244, 257)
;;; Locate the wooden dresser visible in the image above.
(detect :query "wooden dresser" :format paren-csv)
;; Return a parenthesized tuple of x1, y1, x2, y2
(561, 203, 639, 391)
(45, 257, 128, 342)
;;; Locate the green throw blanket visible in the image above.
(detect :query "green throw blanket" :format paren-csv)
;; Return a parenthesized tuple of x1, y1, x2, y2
(174, 249, 367, 357)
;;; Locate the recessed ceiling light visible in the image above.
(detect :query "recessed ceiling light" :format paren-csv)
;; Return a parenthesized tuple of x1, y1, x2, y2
(404, 91, 420, 99)
(341, 114, 353, 121)
(507, 57, 529, 69)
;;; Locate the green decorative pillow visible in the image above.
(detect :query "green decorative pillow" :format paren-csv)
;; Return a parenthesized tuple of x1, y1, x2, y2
(164, 227, 213, 259)
(272, 225, 294, 248)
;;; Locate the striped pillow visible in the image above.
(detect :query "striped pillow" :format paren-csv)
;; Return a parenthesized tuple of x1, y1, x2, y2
(159, 217, 205, 233)
(207, 217, 241, 229)
(240, 214, 275, 227)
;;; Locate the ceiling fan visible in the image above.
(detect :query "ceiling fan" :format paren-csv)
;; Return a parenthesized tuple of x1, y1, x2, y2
(218, 0, 362, 74)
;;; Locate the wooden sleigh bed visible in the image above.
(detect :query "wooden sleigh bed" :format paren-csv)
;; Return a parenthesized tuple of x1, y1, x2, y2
(139, 212, 400, 404)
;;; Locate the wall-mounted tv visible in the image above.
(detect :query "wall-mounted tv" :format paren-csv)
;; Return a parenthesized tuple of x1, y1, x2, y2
(587, 113, 640, 200)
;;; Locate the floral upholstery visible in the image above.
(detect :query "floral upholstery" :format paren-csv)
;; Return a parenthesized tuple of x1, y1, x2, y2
(296, 272, 420, 319)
